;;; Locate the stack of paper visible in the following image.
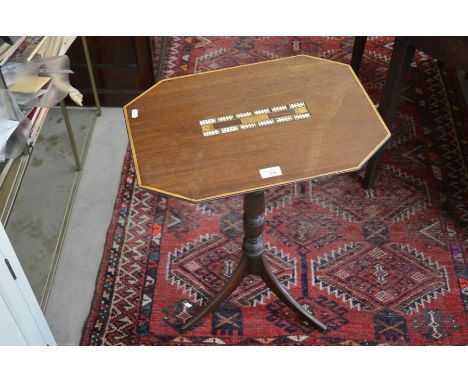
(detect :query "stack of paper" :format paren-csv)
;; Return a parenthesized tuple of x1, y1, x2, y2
(9, 75, 51, 106)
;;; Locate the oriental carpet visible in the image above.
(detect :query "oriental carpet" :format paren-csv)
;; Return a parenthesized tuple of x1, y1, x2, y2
(81, 37, 468, 345)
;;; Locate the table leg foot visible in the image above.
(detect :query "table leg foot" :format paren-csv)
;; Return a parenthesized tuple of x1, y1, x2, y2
(260, 256, 328, 331)
(180, 256, 247, 331)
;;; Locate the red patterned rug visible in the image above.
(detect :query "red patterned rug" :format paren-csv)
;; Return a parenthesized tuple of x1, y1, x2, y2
(81, 37, 468, 345)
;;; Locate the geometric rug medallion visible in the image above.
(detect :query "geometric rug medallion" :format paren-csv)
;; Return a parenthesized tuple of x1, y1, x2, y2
(167, 234, 296, 307)
(312, 242, 450, 313)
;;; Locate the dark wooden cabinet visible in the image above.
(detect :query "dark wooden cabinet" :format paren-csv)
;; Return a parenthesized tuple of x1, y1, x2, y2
(67, 37, 155, 107)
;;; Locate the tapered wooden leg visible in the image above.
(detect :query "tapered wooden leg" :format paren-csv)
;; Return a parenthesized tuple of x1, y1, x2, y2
(363, 145, 385, 189)
(181, 256, 247, 331)
(351, 36, 367, 76)
(260, 256, 327, 331)
(364, 37, 416, 189)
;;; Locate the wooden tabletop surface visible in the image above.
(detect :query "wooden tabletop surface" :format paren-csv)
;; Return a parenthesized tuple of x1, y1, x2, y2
(124, 55, 390, 201)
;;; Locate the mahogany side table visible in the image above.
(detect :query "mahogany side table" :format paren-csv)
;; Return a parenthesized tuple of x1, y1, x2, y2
(123, 55, 390, 331)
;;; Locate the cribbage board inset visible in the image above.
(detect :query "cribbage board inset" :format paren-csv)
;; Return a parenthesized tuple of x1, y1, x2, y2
(199, 101, 311, 137)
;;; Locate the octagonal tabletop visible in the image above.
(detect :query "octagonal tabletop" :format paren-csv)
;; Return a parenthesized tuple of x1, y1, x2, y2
(124, 55, 390, 202)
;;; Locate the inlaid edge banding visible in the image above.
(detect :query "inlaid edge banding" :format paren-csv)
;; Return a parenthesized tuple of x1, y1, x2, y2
(123, 57, 391, 202)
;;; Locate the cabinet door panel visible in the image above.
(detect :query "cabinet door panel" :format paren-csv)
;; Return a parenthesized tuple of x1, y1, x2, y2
(68, 37, 155, 107)
(0, 224, 55, 345)
(0, 294, 28, 345)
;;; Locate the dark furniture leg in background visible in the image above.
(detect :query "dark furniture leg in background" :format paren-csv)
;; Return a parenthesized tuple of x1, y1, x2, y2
(364, 37, 416, 189)
(182, 191, 327, 332)
(155, 37, 169, 81)
(351, 36, 367, 75)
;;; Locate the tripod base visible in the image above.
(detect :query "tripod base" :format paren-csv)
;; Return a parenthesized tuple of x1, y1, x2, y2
(181, 191, 327, 332)
(181, 253, 327, 331)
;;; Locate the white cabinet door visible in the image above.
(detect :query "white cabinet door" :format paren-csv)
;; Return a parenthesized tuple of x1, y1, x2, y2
(0, 294, 28, 345)
(0, 223, 56, 345)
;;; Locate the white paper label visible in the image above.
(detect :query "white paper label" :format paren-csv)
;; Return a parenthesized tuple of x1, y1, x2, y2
(259, 166, 282, 179)
(131, 109, 139, 118)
